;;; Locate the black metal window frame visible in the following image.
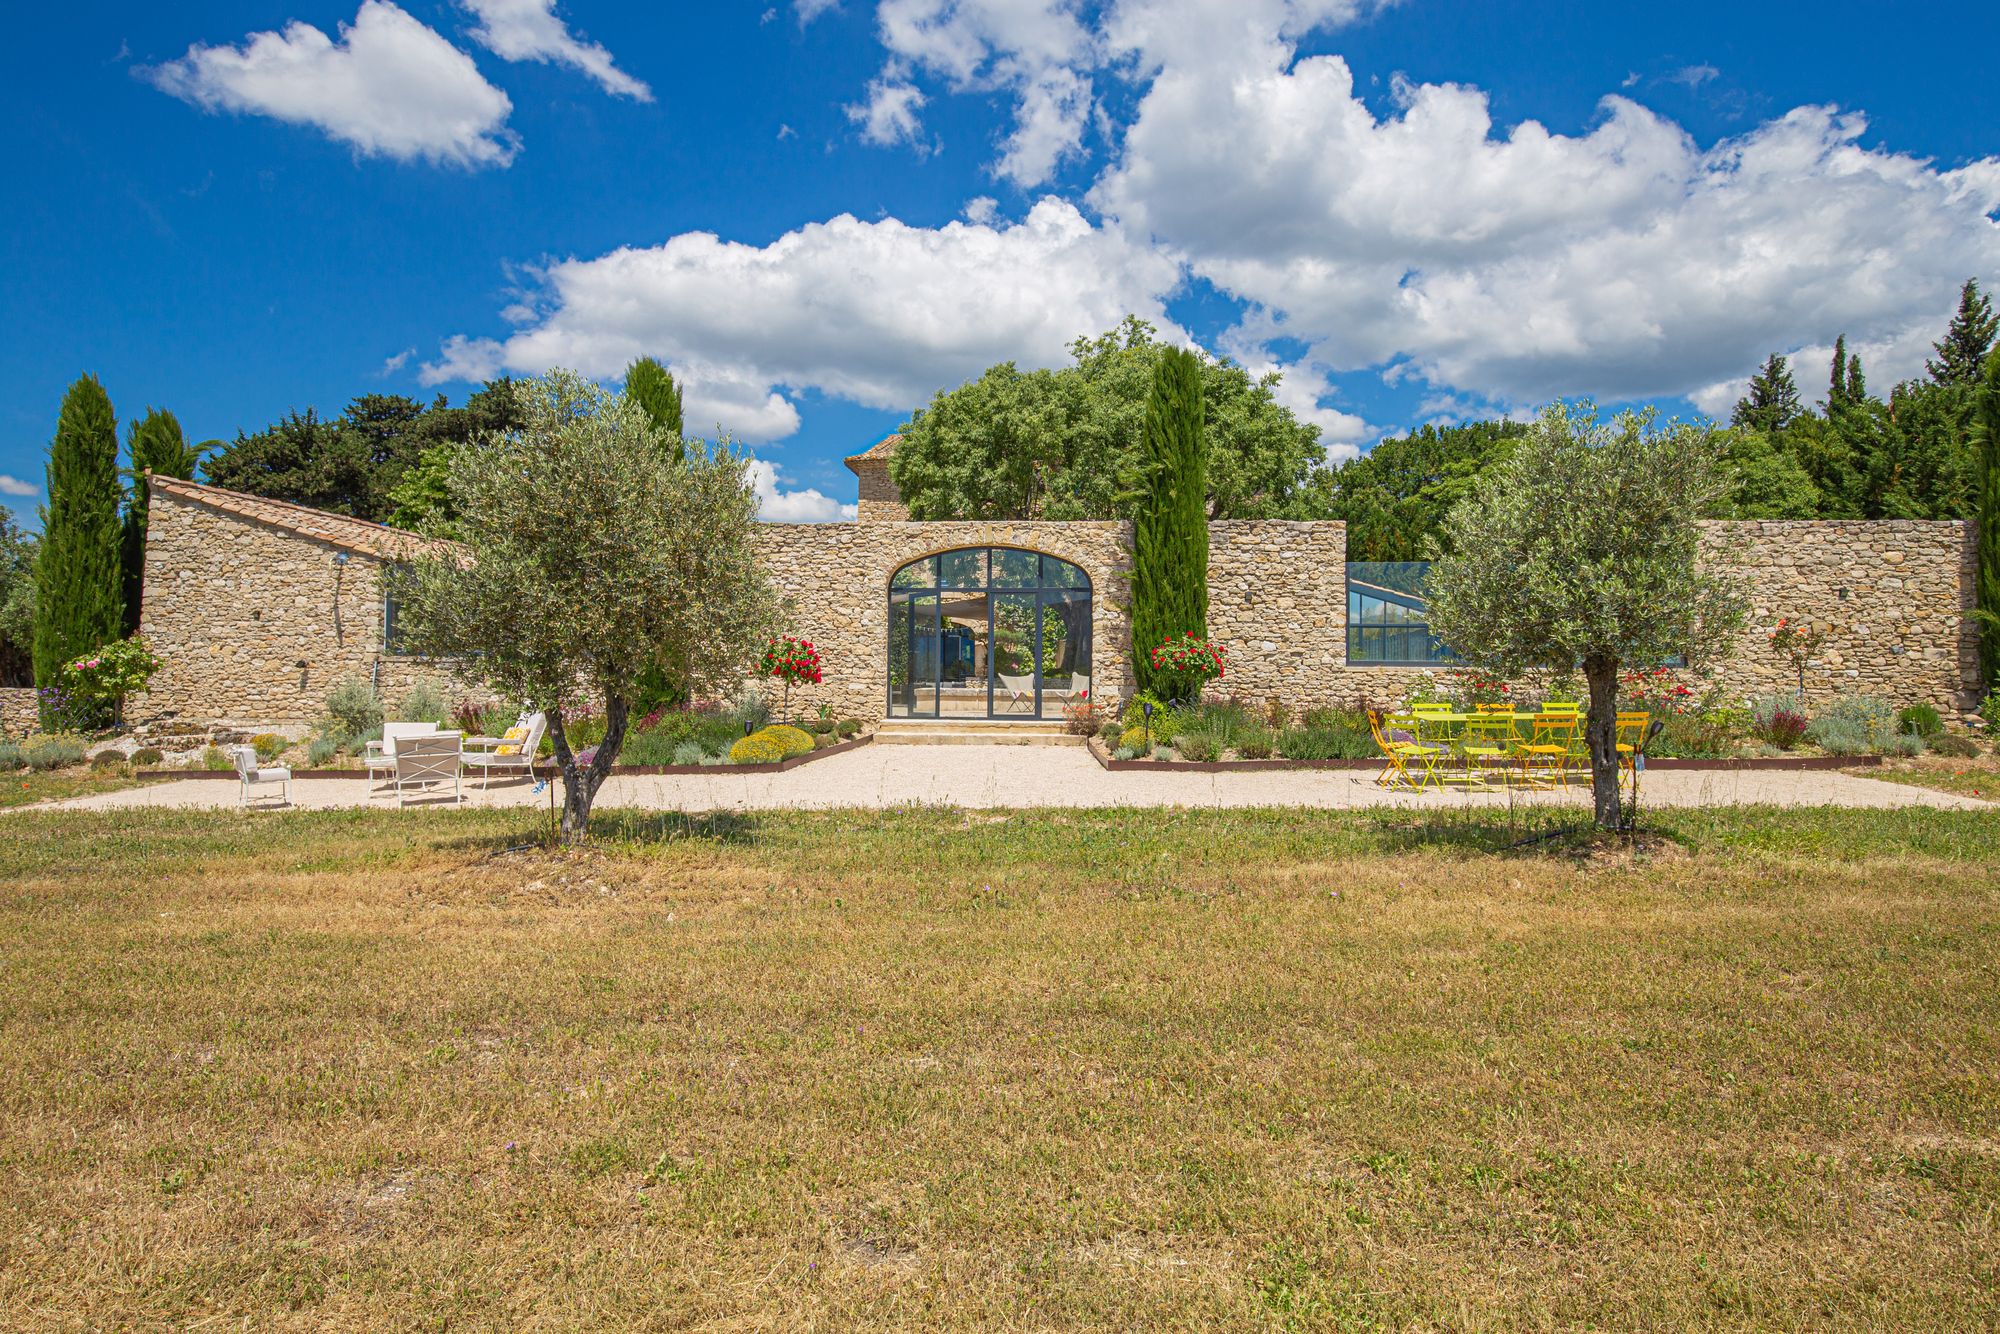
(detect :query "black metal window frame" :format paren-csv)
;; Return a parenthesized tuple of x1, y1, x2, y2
(1346, 563, 1456, 667)
(886, 547, 1091, 719)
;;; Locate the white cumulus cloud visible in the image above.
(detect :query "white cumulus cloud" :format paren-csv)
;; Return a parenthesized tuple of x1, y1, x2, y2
(458, 0, 651, 101)
(847, 69, 929, 147)
(1091, 41, 2000, 407)
(748, 458, 857, 522)
(420, 197, 1183, 442)
(144, 1, 519, 168)
(0, 475, 38, 498)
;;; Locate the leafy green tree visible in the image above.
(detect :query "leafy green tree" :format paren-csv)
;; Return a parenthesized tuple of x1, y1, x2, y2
(891, 317, 1326, 521)
(34, 375, 125, 698)
(1424, 404, 1747, 829)
(1827, 336, 1856, 410)
(391, 371, 779, 842)
(1971, 347, 2000, 691)
(1312, 420, 1530, 561)
(624, 357, 684, 460)
(1130, 347, 1210, 700)
(0, 512, 36, 688)
(386, 446, 462, 536)
(120, 408, 208, 633)
(1732, 355, 1802, 435)
(1718, 427, 1820, 518)
(1927, 279, 1997, 388)
(205, 381, 521, 521)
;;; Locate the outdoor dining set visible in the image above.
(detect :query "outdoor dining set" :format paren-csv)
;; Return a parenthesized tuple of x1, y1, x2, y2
(228, 710, 549, 809)
(1368, 703, 1655, 792)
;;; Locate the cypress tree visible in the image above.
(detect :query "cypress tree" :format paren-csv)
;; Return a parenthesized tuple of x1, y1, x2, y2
(121, 408, 204, 633)
(1828, 336, 1850, 409)
(34, 375, 124, 697)
(1732, 354, 1801, 434)
(1130, 346, 1209, 701)
(1972, 347, 2000, 694)
(1927, 279, 1998, 388)
(624, 357, 684, 460)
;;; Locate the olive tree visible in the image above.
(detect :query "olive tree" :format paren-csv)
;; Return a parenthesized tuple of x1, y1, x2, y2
(1424, 403, 1747, 828)
(393, 370, 779, 841)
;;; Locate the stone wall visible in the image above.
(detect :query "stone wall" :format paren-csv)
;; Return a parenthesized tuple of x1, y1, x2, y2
(1205, 521, 1348, 714)
(0, 687, 36, 738)
(851, 460, 911, 524)
(751, 520, 1132, 720)
(1702, 520, 1977, 712)
(138, 490, 473, 727)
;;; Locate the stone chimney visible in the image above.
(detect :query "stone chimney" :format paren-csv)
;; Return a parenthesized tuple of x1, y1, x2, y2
(843, 433, 909, 522)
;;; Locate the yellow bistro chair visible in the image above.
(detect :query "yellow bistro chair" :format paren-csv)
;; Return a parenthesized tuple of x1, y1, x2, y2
(1516, 712, 1580, 789)
(1615, 711, 1652, 781)
(1457, 711, 1516, 785)
(1370, 711, 1448, 791)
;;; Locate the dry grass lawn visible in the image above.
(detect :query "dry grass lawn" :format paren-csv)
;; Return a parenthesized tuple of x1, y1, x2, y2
(1, 805, 1996, 1330)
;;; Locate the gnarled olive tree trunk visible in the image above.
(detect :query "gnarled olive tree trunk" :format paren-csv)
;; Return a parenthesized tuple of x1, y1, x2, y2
(1583, 654, 1623, 830)
(547, 696, 631, 844)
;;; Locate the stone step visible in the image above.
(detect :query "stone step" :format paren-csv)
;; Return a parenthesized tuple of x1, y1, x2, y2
(874, 721, 1079, 746)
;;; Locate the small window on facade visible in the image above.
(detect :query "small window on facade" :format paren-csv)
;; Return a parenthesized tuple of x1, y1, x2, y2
(1346, 562, 1456, 666)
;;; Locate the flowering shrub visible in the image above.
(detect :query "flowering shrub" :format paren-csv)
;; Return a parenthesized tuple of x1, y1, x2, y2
(759, 634, 822, 721)
(1769, 617, 1826, 695)
(1061, 692, 1103, 736)
(1149, 634, 1226, 696)
(1398, 669, 1448, 709)
(1443, 669, 1511, 708)
(1620, 666, 1698, 717)
(57, 637, 162, 728)
(1749, 693, 1809, 749)
(760, 635, 823, 686)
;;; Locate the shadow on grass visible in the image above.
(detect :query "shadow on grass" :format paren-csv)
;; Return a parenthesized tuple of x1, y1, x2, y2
(430, 808, 768, 856)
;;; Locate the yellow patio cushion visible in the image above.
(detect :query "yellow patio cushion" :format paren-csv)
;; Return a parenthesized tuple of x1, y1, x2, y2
(496, 725, 530, 756)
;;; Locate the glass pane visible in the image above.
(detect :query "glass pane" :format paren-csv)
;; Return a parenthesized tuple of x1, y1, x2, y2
(888, 592, 937, 716)
(891, 557, 934, 590)
(992, 548, 1039, 588)
(1039, 594, 1091, 702)
(939, 549, 985, 588)
(1043, 556, 1088, 589)
(990, 593, 1038, 715)
(937, 591, 987, 717)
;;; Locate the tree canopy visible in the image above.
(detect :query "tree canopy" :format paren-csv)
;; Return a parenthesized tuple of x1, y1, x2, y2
(1311, 420, 1529, 561)
(0, 512, 35, 688)
(1424, 404, 1747, 828)
(888, 317, 1327, 521)
(205, 380, 521, 522)
(391, 371, 778, 842)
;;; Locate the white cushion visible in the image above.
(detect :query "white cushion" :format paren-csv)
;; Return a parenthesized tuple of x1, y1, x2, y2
(251, 767, 291, 782)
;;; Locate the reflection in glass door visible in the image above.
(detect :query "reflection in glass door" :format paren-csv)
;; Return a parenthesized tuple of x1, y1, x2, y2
(887, 590, 938, 718)
(884, 548, 1091, 720)
(989, 592, 1038, 715)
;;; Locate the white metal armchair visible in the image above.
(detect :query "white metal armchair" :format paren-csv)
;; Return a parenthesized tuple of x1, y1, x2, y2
(230, 745, 291, 810)
(392, 731, 464, 807)
(365, 722, 439, 796)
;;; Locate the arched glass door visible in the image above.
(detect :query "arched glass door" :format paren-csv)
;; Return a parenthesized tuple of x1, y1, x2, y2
(887, 548, 1092, 719)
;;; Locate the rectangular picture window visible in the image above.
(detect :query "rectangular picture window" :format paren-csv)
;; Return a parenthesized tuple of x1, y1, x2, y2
(1345, 562, 1455, 666)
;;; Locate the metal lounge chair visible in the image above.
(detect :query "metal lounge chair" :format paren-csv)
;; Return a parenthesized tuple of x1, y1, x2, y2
(365, 722, 439, 796)
(464, 711, 546, 789)
(392, 731, 464, 807)
(997, 673, 1035, 713)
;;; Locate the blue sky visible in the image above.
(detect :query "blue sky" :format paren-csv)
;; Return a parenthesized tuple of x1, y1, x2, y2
(4, 0, 1998, 528)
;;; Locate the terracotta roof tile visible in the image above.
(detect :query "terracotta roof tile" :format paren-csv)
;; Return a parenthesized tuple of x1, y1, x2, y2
(147, 474, 453, 561)
(843, 433, 900, 472)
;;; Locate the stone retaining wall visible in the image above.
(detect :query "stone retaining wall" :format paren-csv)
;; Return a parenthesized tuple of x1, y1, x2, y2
(0, 687, 36, 738)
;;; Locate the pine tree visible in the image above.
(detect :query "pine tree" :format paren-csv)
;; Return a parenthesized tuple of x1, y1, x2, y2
(1828, 335, 1850, 409)
(1732, 354, 1801, 434)
(1846, 351, 1866, 404)
(1927, 279, 1998, 388)
(34, 375, 125, 699)
(624, 357, 684, 460)
(1971, 347, 2000, 693)
(120, 408, 204, 633)
(1130, 346, 1209, 701)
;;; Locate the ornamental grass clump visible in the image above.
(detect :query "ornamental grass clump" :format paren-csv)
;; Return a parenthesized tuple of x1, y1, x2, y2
(19, 734, 87, 770)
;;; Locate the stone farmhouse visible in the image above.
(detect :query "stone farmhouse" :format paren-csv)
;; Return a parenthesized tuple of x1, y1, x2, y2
(120, 438, 1980, 731)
